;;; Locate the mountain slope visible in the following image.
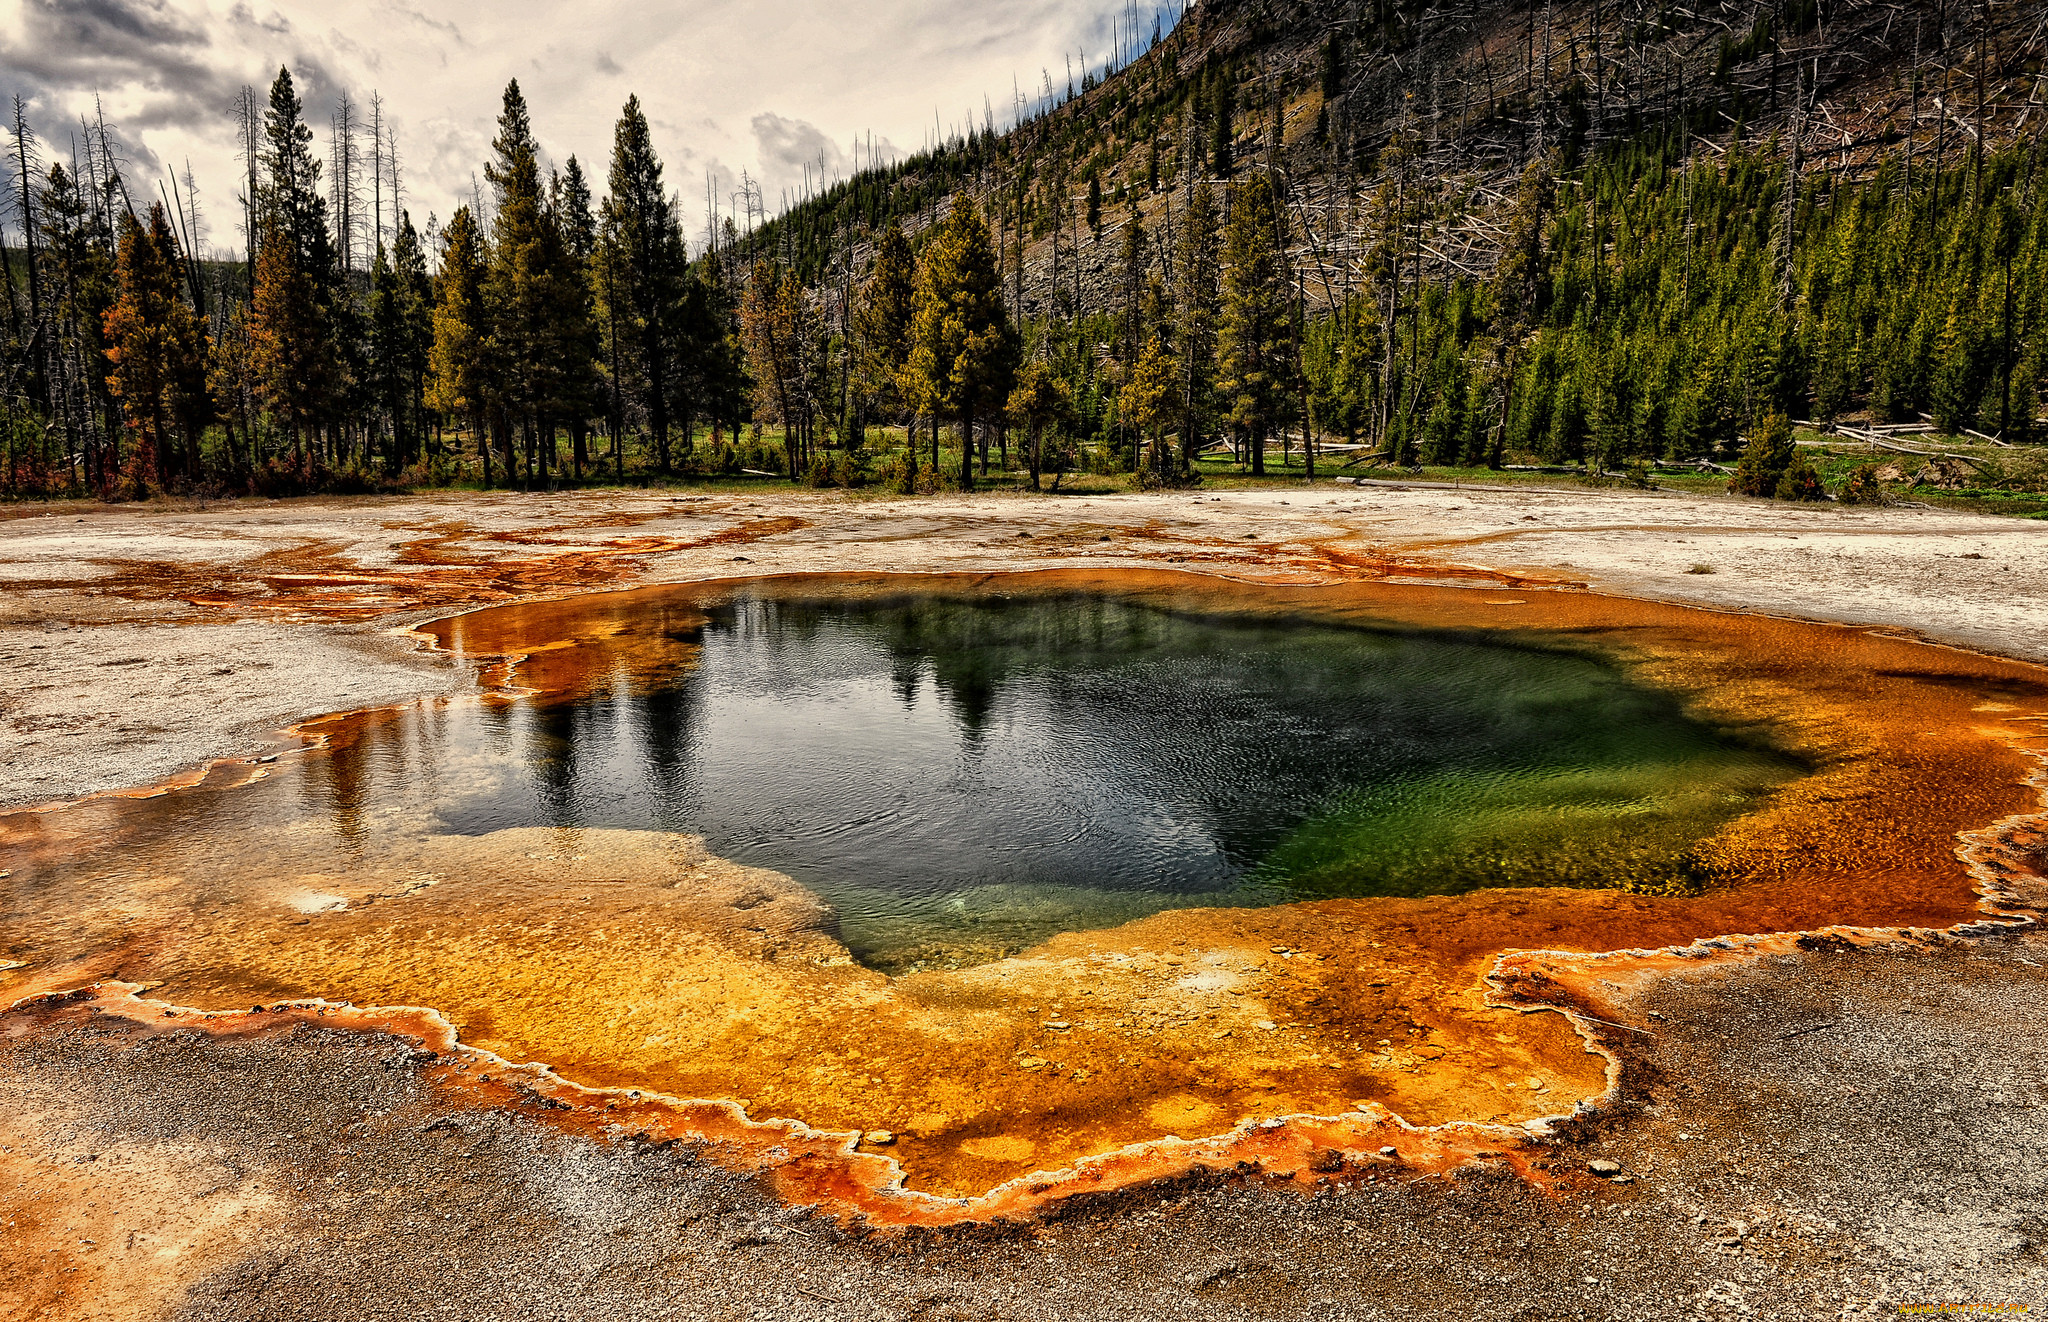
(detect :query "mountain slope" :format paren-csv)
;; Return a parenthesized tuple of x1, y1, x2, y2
(756, 0, 2045, 315)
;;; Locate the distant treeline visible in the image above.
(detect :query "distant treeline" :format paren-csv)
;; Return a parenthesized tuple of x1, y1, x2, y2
(1, 0, 2044, 500)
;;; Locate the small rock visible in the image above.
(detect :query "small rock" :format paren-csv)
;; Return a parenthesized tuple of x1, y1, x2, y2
(1016, 1056, 1048, 1070)
(1526, 1076, 1546, 1091)
(1256, 1021, 1278, 1031)
(1378, 1145, 1398, 1156)
(1269, 946, 1291, 954)
(863, 1130, 896, 1146)
(1043, 1021, 1072, 1031)
(1588, 1158, 1623, 1176)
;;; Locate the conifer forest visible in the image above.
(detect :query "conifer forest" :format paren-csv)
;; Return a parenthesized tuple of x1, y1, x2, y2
(2, 0, 2045, 505)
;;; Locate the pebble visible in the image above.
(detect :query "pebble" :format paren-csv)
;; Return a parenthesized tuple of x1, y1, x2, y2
(863, 1130, 895, 1146)
(1043, 1021, 1072, 1031)
(1378, 1145, 1398, 1156)
(1256, 1021, 1278, 1031)
(1588, 1158, 1623, 1176)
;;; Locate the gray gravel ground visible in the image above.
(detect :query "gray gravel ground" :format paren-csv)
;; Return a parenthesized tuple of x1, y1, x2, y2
(5, 928, 2042, 1320)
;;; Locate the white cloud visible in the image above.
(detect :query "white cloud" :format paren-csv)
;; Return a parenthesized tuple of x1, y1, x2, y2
(0, 0, 1165, 256)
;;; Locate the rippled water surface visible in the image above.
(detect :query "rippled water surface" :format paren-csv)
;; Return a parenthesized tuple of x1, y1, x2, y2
(422, 587, 1801, 970)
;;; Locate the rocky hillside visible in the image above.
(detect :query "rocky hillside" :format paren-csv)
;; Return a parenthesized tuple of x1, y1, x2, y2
(755, 0, 2046, 317)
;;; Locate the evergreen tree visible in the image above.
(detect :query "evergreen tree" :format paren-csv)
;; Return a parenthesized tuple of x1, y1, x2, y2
(250, 215, 326, 465)
(904, 196, 1018, 490)
(1211, 78, 1235, 178)
(1217, 172, 1295, 475)
(1123, 332, 1178, 475)
(103, 204, 211, 487)
(599, 95, 689, 472)
(1007, 359, 1074, 490)
(250, 66, 336, 461)
(552, 158, 603, 478)
(258, 68, 330, 282)
(1729, 410, 1795, 496)
(855, 222, 916, 452)
(738, 258, 805, 476)
(1304, 294, 1380, 448)
(426, 207, 492, 482)
(1321, 36, 1344, 103)
(1173, 180, 1221, 471)
(483, 79, 561, 486)
(37, 162, 120, 488)
(371, 211, 433, 470)
(681, 255, 749, 459)
(1117, 214, 1149, 366)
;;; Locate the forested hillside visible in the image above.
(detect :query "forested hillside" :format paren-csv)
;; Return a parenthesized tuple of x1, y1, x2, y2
(1, 0, 2043, 501)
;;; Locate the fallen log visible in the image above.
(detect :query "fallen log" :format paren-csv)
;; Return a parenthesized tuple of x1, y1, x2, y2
(1834, 432, 1990, 468)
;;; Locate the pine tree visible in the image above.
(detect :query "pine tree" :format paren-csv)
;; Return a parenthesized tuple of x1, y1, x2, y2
(550, 158, 602, 479)
(904, 196, 1018, 490)
(1729, 410, 1795, 496)
(250, 67, 336, 464)
(1321, 36, 1344, 103)
(599, 95, 689, 473)
(1930, 304, 1991, 435)
(681, 254, 749, 459)
(1217, 172, 1295, 475)
(854, 222, 916, 453)
(259, 68, 330, 279)
(483, 79, 559, 486)
(1490, 159, 1552, 463)
(426, 206, 491, 482)
(38, 162, 120, 488)
(1123, 332, 1179, 476)
(738, 258, 804, 477)
(1212, 78, 1235, 178)
(1006, 359, 1074, 490)
(1173, 180, 1221, 472)
(103, 205, 211, 489)
(1118, 214, 1149, 365)
(250, 215, 325, 468)
(1305, 294, 1380, 448)
(371, 212, 433, 470)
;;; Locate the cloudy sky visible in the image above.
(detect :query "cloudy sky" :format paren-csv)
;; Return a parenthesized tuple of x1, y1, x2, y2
(1, 0, 1179, 254)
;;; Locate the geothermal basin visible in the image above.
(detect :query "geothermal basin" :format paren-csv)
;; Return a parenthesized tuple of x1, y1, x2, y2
(4, 569, 2045, 1215)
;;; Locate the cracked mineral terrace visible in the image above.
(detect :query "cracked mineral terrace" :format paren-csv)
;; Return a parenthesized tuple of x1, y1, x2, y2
(3, 484, 2046, 1320)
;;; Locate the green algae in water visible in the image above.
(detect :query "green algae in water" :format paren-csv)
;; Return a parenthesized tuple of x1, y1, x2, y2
(443, 588, 1803, 973)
